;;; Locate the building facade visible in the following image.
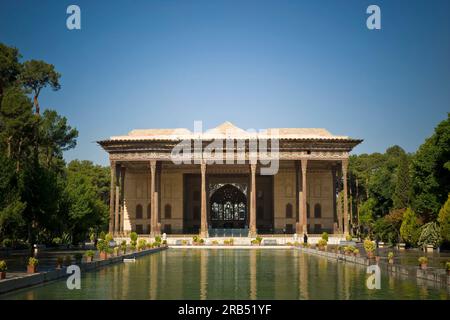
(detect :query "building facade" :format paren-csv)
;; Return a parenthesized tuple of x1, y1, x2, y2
(98, 122, 362, 237)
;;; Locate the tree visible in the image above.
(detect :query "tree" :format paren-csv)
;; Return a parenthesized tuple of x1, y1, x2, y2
(63, 168, 109, 243)
(400, 208, 421, 246)
(359, 198, 376, 236)
(0, 153, 26, 241)
(438, 194, 450, 243)
(19, 60, 61, 115)
(393, 151, 411, 209)
(412, 113, 450, 221)
(417, 221, 442, 248)
(0, 43, 21, 99)
(0, 86, 36, 170)
(39, 110, 78, 168)
(373, 208, 403, 244)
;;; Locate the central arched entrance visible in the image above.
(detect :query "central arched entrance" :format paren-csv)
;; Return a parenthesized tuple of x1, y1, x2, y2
(209, 184, 247, 229)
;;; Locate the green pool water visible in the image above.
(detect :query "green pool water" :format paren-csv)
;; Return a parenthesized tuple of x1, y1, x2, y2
(1, 249, 449, 300)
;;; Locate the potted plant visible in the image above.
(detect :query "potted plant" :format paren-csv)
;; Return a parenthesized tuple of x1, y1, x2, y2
(445, 262, 450, 276)
(97, 239, 108, 260)
(251, 237, 262, 246)
(0, 260, 7, 280)
(154, 236, 162, 247)
(130, 232, 138, 251)
(138, 239, 147, 251)
(388, 251, 394, 264)
(27, 257, 39, 274)
(364, 239, 375, 259)
(162, 240, 167, 246)
(85, 250, 95, 262)
(211, 240, 219, 246)
(345, 234, 352, 242)
(317, 239, 327, 251)
(56, 256, 64, 269)
(113, 246, 120, 256)
(120, 240, 127, 254)
(353, 248, 360, 257)
(418, 256, 428, 270)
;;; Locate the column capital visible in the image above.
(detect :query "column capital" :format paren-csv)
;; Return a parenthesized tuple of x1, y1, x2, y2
(200, 161, 207, 174)
(301, 158, 308, 173)
(341, 158, 349, 172)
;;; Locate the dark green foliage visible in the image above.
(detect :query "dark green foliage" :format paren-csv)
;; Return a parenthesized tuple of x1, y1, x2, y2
(412, 113, 450, 221)
(400, 208, 421, 246)
(0, 43, 109, 247)
(438, 194, 450, 242)
(393, 151, 411, 209)
(0, 43, 21, 98)
(19, 60, 61, 114)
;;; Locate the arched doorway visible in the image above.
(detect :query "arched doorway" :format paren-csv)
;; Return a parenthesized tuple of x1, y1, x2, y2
(210, 184, 247, 229)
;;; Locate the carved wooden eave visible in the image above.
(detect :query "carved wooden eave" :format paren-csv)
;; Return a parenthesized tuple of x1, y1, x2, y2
(98, 139, 362, 162)
(98, 122, 362, 163)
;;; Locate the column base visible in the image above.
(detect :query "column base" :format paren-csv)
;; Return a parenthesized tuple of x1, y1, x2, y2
(199, 230, 208, 238)
(302, 225, 308, 235)
(248, 230, 257, 238)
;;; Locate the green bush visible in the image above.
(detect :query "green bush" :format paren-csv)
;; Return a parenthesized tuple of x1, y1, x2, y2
(154, 236, 162, 243)
(317, 239, 327, 247)
(130, 232, 138, 242)
(99, 231, 106, 240)
(105, 233, 113, 242)
(445, 261, 450, 271)
(56, 256, 64, 265)
(120, 240, 127, 253)
(418, 256, 428, 265)
(345, 234, 352, 241)
(138, 239, 147, 250)
(387, 251, 394, 260)
(256, 236, 263, 243)
(438, 194, 450, 243)
(363, 239, 375, 253)
(1, 239, 12, 248)
(321, 232, 329, 242)
(0, 260, 8, 272)
(96, 239, 108, 253)
(400, 208, 421, 246)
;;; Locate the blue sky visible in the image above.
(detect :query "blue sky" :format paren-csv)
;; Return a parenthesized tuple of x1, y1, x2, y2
(1, 0, 449, 165)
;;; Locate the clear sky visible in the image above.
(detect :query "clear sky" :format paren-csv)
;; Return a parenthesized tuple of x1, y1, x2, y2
(1, 0, 449, 165)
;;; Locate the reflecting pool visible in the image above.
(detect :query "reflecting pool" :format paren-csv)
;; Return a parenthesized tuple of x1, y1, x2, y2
(1, 249, 449, 299)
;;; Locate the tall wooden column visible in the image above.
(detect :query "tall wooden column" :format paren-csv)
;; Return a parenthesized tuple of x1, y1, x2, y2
(301, 159, 308, 234)
(249, 163, 257, 237)
(342, 159, 349, 235)
(295, 161, 302, 234)
(120, 166, 126, 234)
(200, 161, 208, 237)
(114, 182, 120, 235)
(108, 160, 116, 234)
(150, 160, 157, 236)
